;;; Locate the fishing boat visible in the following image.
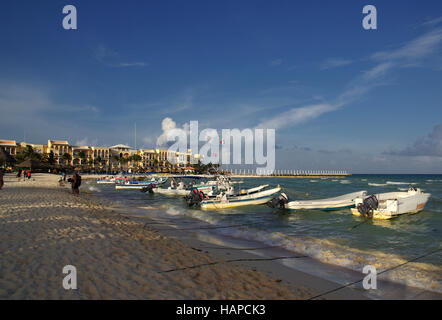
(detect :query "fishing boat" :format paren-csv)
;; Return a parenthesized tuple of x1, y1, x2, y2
(351, 188, 431, 219)
(190, 185, 281, 210)
(143, 175, 241, 196)
(115, 177, 167, 190)
(268, 190, 367, 211)
(96, 177, 115, 184)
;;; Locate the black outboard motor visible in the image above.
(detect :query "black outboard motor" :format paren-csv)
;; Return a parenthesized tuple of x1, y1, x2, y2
(356, 195, 378, 217)
(267, 193, 289, 209)
(140, 183, 154, 194)
(185, 188, 206, 207)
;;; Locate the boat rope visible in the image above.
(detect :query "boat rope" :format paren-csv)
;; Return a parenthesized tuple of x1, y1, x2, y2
(158, 255, 308, 273)
(197, 245, 281, 251)
(152, 221, 264, 231)
(347, 220, 368, 231)
(307, 247, 442, 300)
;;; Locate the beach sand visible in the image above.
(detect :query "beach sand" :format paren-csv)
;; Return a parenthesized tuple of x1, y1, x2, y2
(0, 173, 319, 299)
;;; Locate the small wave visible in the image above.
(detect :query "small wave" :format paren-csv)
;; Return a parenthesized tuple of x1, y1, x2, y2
(368, 183, 387, 186)
(310, 180, 318, 183)
(213, 227, 442, 293)
(340, 180, 351, 184)
(386, 181, 417, 185)
(87, 186, 101, 192)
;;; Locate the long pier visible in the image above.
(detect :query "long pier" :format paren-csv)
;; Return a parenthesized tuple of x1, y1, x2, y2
(229, 169, 351, 178)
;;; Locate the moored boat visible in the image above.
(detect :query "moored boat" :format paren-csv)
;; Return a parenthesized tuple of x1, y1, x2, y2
(351, 188, 431, 219)
(115, 177, 167, 190)
(195, 186, 281, 210)
(268, 190, 367, 211)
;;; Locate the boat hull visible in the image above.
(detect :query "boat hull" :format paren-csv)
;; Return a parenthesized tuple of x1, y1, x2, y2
(200, 194, 276, 210)
(200, 187, 280, 210)
(285, 191, 366, 211)
(352, 190, 431, 219)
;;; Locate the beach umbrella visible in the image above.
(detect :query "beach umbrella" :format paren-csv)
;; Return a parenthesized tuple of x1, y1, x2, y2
(16, 159, 46, 170)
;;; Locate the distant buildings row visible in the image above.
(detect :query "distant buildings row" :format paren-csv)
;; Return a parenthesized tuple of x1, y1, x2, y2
(0, 139, 201, 170)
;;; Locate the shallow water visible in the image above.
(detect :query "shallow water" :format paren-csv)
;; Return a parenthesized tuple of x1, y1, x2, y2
(87, 174, 442, 294)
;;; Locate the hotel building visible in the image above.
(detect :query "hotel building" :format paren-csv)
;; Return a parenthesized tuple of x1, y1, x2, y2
(0, 138, 201, 171)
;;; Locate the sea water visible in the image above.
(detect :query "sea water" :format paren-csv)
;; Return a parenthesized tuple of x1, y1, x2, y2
(87, 174, 442, 295)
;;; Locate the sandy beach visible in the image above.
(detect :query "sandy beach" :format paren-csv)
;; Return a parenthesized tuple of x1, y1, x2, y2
(0, 173, 322, 300)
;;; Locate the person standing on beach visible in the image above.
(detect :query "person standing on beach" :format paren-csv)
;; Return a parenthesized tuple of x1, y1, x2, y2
(17, 169, 22, 181)
(23, 170, 27, 181)
(71, 172, 81, 196)
(27, 171, 31, 180)
(0, 168, 4, 190)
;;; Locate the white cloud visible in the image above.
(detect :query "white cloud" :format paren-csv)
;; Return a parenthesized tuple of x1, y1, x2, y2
(269, 59, 282, 66)
(74, 137, 98, 146)
(320, 58, 353, 70)
(422, 16, 442, 27)
(156, 117, 189, 147)
(257, 26, 442, 131)
(372, 28, 442, 62)
(257, 103, 336, 130)
(94, 45, 148, 68)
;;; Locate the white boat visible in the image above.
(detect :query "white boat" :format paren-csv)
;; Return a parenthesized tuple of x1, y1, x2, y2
(96, 176, 119, 184)
(115, 177, 167, 190)
(197, 186, 281, 210)
(351, 188, 431, 219)
(96, 178, 115, 184)
(268, 190, 367, 211)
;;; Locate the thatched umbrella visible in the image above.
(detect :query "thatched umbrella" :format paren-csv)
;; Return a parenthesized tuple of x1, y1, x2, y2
(16, 159, 46, 170)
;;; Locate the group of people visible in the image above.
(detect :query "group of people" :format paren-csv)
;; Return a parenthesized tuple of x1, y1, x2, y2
(16, 169, 31, 181)
(0, 168, 81, 196)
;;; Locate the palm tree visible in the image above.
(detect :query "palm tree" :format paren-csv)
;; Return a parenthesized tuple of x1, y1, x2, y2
(62, 153, 72, 166)
(153, 159, 159, 172)
(78, 151, 87, 166)
(16, 145, 41, 162)
(48, 151, 55, 165)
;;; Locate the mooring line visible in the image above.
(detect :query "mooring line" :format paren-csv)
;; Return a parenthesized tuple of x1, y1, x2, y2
(307, 247, 442, 300)
(153, 221, 264, 231)
(158, 255, 308, 273)
(197, 245, 281, 251)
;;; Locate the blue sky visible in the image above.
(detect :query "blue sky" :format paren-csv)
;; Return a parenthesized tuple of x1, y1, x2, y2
(0, 0, 442, 173)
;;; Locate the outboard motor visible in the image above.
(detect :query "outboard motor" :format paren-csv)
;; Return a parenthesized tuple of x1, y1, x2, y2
(356, 195, 378, 217)
(140, 183, 154, 194)
(185, 188, 206, 207)
(267, 193, 289, 209)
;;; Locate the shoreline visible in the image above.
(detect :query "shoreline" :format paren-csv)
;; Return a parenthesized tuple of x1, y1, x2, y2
(100, 187, 442, 300)
(1, 173, 440, 299)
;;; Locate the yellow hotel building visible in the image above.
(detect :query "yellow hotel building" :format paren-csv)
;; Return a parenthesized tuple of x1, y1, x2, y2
(0, 139, 200, 171)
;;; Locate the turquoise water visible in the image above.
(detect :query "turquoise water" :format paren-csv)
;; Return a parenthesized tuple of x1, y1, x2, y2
(87, 174, 442, 293)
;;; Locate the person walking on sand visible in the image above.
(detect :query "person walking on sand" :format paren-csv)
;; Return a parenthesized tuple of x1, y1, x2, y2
(71, 172, 82, 196)
(17, 169, 22, 182)
(27, 170, 31, 180)
(0, 168, 4, 190)
(23, 170, 27, 181)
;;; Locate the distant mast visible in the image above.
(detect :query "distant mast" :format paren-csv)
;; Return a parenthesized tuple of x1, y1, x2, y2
(134, 122, 137, 149)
